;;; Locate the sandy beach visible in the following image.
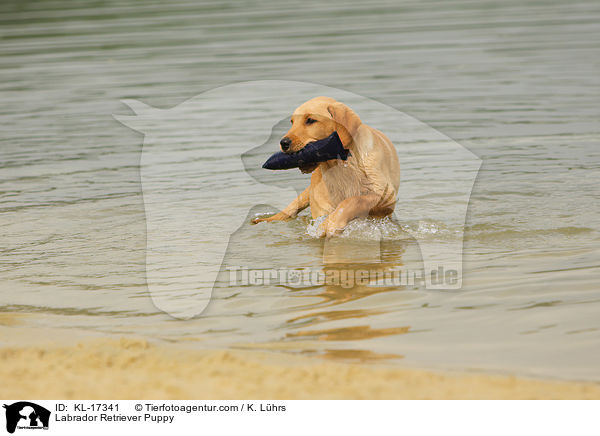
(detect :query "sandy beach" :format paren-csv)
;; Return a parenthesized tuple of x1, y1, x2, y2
(1, 320, 599, 400)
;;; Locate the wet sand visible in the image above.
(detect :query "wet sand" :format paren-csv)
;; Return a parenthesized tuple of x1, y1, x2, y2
(1, 323, 599, 399)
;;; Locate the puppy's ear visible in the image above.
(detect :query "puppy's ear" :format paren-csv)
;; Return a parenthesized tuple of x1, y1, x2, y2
(327, 103, 362, 147)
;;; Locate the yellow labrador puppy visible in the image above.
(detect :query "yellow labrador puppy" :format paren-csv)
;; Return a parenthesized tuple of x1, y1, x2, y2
(253, 96, 400, 237)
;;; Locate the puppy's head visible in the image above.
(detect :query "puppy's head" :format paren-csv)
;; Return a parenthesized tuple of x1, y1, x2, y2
(280, 96, 361, 173)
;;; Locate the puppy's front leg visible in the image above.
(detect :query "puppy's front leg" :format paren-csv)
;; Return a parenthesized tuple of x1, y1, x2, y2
(251, 187, 310, 224)
(317, 193, 381, 238)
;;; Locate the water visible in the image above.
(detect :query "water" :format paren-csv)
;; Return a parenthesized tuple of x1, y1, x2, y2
(1, 0, 599, 380)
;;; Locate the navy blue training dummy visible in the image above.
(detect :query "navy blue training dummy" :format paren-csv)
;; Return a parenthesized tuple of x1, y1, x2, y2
(262, 131, 349, 170)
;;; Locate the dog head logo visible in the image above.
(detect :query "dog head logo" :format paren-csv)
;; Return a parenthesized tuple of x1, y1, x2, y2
(3, 402, 50, 434)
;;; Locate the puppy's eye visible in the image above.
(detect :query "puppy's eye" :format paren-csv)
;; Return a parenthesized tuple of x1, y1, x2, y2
(306, 118, 317, 125)
(290, 119, 293, 124)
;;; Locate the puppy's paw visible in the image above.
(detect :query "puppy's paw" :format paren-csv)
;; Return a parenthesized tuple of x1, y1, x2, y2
(317, 216, 345, 238)
(251, 213, 290, 224)
(251, 216, 275, 224)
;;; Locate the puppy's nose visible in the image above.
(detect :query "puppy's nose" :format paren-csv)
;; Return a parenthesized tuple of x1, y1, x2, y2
(280, 137, 292, 151)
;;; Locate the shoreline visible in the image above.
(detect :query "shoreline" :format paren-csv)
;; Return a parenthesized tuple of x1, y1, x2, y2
(1, 335, 599, 399)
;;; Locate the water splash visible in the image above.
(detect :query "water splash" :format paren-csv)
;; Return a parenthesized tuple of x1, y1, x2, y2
(305, 215, 463, 241)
